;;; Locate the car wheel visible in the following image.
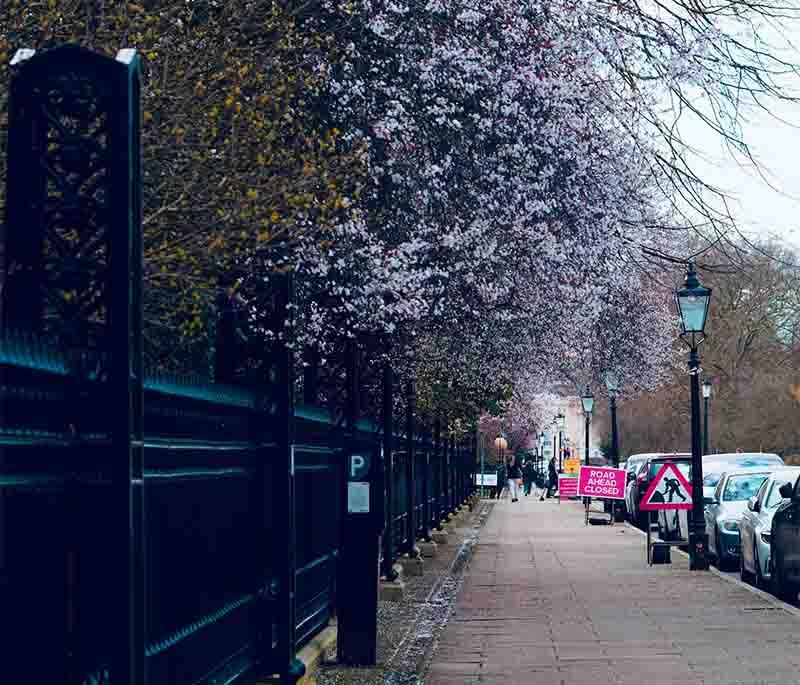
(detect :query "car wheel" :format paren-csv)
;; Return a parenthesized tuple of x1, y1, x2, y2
(740, 547, 754, 584)
(716, 531, 734, 572)
(772, 554, 798, 603)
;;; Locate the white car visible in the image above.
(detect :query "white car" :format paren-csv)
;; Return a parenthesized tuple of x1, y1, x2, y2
(739, 467, 800, 587)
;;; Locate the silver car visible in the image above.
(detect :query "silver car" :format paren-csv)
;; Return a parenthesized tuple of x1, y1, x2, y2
(702, 453, 784, 503)
(705, 469, 775, 571)
(739, 468, 800, 587)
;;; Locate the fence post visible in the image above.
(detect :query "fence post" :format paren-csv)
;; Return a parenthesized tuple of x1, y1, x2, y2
(265, 271, 305, 683)
(433, 417, 443, 530)
(450, 433, 457, 513)
(420, 414, 432, 541)
(442, 428, 448, 516)
(4, 45, 147, 685)
(404, 380, 418, 556)
(380, 355, 398, 580)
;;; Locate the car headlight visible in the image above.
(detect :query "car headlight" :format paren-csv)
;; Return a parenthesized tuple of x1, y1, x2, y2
(721, 520, 739, 532)
(761, 531, 772, 544)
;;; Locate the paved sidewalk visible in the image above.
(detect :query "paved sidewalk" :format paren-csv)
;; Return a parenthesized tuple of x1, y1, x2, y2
(426, 496, 800, 684)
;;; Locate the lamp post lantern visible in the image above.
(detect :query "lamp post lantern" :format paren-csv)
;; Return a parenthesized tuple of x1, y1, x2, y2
(676, 260, 712, 571)
(702, 379, 712, 456)
(581, 387, 594, 467)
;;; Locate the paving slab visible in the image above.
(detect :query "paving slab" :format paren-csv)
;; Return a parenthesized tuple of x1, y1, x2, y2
(425, 496, 800, 684)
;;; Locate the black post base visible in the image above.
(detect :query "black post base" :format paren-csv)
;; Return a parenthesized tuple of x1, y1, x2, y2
(689, 532, 710, 570)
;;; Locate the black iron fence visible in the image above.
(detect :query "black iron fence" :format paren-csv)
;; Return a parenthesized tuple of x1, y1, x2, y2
(0, 45, 476, 685)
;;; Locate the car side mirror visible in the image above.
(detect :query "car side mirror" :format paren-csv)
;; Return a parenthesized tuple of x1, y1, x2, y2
(627, 473, 635, 482)
(747, 496, 760, 513)
(779, 482, 794, 499)
(703, 495, 717, 506)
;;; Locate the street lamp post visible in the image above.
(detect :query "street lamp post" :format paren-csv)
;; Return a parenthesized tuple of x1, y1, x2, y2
(702, 379, 712, 456)
(581, 387, 594, 467)
(539, 431, 545, 477)
(581, 388, 594, 510)
(676, 261, 712, 571)
(605, 373, 623, 521)
(555, 413, 566, 472)
(494, 435, 508, 499)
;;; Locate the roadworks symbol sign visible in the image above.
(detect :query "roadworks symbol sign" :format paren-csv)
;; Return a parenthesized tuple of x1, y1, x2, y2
(639, 462, 693, 510)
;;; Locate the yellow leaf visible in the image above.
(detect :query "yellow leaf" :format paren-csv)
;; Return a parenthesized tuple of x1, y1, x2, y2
(143, 111, 153, 123)
(247, 189, 258, 200)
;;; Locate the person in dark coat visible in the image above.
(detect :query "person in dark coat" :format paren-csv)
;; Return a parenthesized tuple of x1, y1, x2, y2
(544, 456, 558, 499)
(523, 459, 536, 496)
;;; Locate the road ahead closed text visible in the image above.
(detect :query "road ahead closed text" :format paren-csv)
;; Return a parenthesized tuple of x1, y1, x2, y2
(577, 466, 626, 500)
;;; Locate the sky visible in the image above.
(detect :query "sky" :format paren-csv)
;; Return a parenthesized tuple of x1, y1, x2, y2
(685, 103, 800, 250)
(679, 19, 800, 253)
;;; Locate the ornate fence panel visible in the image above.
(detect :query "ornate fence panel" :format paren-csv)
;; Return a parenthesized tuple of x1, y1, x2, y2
(0, 43, 477, 685)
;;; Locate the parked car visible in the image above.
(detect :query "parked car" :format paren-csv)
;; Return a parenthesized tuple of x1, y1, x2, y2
(770, 475, 800, 601)
(660, 453, 786, 543)
(705, 468, 775, 571)
(740, 468, 800, 587)
(621, 454, 653, 519)
(628, 453, 691, 529)
(702, 453, 784, 502)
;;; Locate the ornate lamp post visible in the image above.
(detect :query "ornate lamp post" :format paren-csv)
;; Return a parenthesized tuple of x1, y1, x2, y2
(539, 431, 545, 476)
(702, 379, 712, 456)
(581, 387, 594, 467)
(555, 413, 566, 471)
(604, 373, 623, 520)
(494, 435, 508, 498)
(604, 373, 620, 468)
(676, 261, 712, 571)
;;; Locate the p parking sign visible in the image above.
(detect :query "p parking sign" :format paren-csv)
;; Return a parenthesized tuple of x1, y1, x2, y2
(349, 454, 370, 480)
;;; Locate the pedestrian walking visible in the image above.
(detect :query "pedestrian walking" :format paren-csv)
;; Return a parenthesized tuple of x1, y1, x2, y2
(523, 459, 535, 496)
(544, 456, 558, 499)
(507, 455, 522, 502)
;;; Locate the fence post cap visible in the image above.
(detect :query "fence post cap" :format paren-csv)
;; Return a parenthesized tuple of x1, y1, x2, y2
(10, 48, 36, 66)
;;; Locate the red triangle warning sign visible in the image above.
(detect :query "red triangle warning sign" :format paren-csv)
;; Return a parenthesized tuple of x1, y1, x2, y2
(640, 462, 693, 510)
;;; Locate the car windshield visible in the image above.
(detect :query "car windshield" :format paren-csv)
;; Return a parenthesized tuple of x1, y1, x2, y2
(649, 461, 690, 479)
(722, 474, 769, 502)
(703, 472, 721, 488)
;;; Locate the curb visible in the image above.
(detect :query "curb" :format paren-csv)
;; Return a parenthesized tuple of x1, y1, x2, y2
(623, 521, 800, 620)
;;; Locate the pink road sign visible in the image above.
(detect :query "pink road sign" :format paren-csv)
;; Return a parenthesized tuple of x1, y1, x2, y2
(558, 477, 578, 500)
(577, 465, 626, 500)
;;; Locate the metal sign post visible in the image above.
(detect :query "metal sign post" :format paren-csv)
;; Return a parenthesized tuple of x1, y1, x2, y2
(640, 463, 693, 565)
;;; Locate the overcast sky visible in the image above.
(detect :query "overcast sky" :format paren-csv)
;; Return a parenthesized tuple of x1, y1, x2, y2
(680, 22, 800, 253)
